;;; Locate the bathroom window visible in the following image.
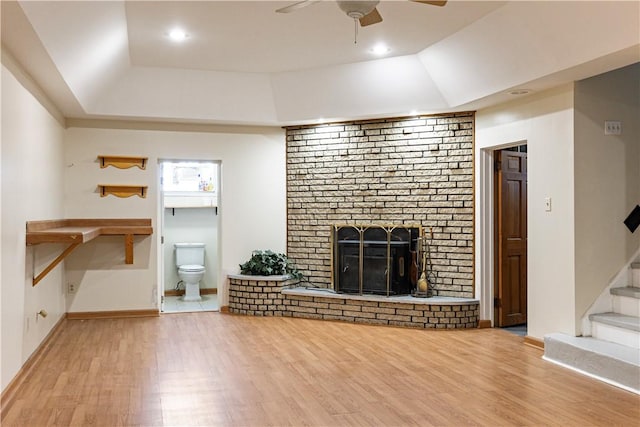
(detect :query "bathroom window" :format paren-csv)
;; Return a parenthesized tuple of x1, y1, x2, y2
(162, 161, 217, 192)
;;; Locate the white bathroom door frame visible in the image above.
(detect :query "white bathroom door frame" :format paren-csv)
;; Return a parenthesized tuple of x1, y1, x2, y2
(156, 159, 222, 312)
(157, 160, 166, 312)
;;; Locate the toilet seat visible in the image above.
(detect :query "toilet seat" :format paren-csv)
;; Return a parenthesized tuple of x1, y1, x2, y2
(179, 264, 205, 273)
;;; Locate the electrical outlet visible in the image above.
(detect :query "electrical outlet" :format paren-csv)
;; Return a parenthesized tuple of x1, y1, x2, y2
(604, 120, 622, 135)
(68, 282, 76, 294)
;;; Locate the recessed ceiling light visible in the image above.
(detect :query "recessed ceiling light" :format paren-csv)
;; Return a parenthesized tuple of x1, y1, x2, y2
(370, 44, 391, 56)
(168, 28, 188, 42)
(508, 89, 532, 95)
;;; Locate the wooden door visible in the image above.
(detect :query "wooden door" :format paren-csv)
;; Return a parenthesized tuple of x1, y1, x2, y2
(495, 150, 527, 327)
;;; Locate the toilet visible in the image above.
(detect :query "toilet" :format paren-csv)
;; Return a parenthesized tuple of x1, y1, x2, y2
(174, 243, 206, 301)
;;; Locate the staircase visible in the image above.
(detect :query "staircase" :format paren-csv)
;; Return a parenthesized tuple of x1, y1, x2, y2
(544, 262, 640, 394)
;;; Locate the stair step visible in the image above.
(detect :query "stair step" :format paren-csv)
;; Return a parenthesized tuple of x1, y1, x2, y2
(611, 286, 640, 299)
(589, 312, 640, 348)
(589, 312, 640, 332)
(612, 288, 640, 317)
(544, 333, 639, 394)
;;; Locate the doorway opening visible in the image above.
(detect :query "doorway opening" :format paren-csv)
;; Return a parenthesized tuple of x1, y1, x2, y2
(158, 160, 221, 313)
(494, 145, 528, 330)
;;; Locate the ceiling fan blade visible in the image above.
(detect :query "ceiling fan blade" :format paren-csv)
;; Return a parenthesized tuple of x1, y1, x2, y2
(276, 0, 321, 14)
(359, 7, 383, 27)
(411, 0, 448, 6)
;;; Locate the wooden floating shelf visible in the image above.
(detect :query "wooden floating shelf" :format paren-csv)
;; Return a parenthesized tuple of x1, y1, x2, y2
(98, 155, 148, 170)
(26, 218, 153, 286)
(98, 185, 147, 198)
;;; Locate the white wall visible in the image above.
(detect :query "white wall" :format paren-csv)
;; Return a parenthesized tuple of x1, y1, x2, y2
(1, 64, 66, 391)
(574, 63, 640, 328)
(0, 63, 3, 393)
(63, 124, 286, 312)
(163, 207, 219, 292)
(476, 85, 577, 339)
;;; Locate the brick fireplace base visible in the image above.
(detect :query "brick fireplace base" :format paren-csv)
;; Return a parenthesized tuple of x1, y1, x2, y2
(228, 275, 479, 329)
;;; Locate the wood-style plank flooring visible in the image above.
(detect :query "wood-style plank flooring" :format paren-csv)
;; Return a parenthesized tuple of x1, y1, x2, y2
(2, 313, 639, 426)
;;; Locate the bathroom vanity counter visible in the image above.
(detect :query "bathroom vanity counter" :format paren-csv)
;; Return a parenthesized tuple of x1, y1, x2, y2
(26, 218, 153, 285)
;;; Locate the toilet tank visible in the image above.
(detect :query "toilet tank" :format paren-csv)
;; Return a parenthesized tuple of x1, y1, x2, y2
(174, 243, 205, 266)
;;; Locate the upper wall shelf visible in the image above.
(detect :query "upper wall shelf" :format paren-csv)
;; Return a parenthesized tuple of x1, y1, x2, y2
(98, 155, 148, 170)
(26, 218, 153, 286)
(98, 184, 148, 198)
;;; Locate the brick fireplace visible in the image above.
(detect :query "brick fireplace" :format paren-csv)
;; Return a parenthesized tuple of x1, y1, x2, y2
(228, 113, 478, 329)
(286, 113, 474, 298)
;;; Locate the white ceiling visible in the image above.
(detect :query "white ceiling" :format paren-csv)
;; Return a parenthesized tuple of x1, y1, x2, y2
(1, 1, 639, 126)
(125, 1, 504, 73)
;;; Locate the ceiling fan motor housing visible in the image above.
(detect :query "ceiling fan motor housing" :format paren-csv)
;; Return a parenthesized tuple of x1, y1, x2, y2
(337, 0, 380, 19)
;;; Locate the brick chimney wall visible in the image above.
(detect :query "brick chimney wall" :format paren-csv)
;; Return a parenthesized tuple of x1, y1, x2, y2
(286, 112, 474, 298)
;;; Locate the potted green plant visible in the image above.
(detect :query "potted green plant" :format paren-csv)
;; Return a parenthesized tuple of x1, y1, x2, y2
(239, 250, 303, 280)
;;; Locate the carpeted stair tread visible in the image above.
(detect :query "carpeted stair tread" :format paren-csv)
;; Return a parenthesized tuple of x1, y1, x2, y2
(545, 333, 640, 365)
(589, 312, 640, 332)
(610, 286, 640, 299)
(543, 333, 640, 393)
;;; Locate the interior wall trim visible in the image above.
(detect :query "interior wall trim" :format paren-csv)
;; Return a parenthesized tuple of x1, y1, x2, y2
(524, 335, 545, 350)
(0, 315, 66, 418)
(65, 118, 282, 135)
(282, 111, 477, 130)
(164, 288, 217, 297)
(66, 309, 159, 320)
(477, 319, 492, 328)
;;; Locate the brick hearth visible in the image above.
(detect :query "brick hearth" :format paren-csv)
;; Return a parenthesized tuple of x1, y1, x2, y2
(228, 275, 479, 329)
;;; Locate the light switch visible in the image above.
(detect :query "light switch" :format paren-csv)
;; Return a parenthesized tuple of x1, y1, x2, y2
(545, 197, 552, 212)
(604, 120, 622, 135)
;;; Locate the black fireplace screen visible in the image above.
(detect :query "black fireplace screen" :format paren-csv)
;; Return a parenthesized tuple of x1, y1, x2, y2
(332, 225, 421, 296)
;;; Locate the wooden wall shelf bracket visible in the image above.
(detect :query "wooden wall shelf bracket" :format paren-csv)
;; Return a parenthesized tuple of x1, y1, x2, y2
(26, 219, 153, 286)
(32, 243, 81, 286)
(98, 155, 148, 170)
(98, 185, 147, 198)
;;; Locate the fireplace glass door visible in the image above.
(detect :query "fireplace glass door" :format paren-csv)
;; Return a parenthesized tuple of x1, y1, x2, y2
(333, 225, 420, 296)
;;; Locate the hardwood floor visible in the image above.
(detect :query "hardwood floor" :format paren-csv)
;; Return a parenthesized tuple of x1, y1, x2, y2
(2, 313, 639, 426)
